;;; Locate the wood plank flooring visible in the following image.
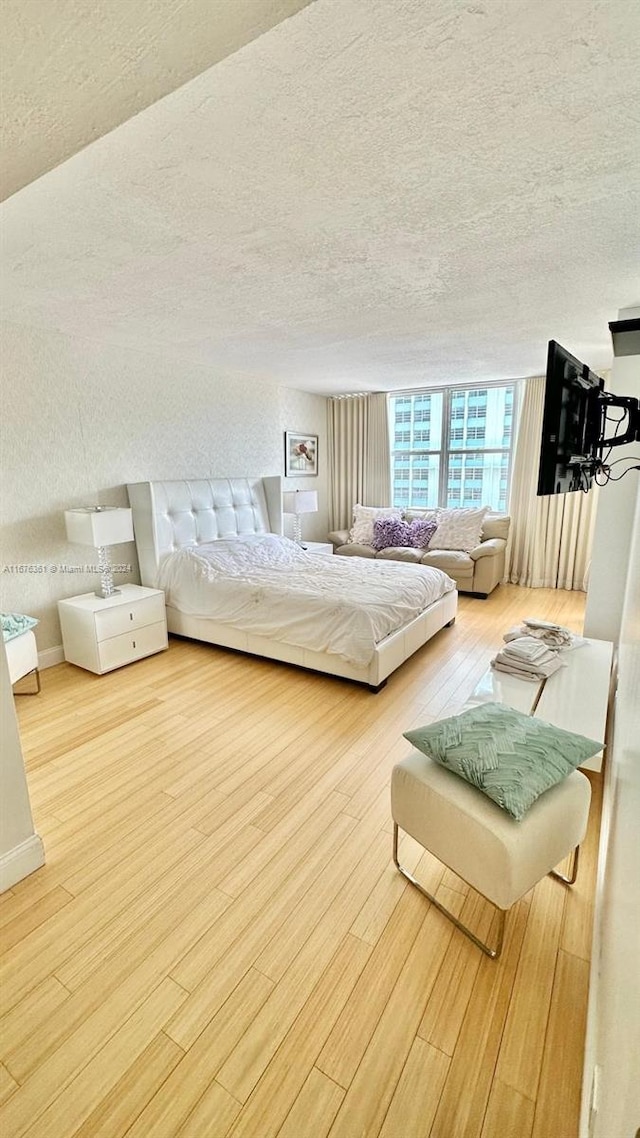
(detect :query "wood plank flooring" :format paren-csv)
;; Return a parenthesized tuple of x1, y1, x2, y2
(1, 584, 598, 1138)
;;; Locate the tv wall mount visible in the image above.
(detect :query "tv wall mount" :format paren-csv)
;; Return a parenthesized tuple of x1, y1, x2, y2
(575, 386, 640, 487)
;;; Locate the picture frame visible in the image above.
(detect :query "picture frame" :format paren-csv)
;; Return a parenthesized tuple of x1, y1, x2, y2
(284, 432, 318, 477)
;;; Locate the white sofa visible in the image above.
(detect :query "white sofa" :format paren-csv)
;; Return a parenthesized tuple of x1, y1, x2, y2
(328, 512, 511, 598)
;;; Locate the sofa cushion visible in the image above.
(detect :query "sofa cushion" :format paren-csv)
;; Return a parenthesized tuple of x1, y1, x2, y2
(428, 506, 489, 552)
(377, 546, 424, 563)
(349, 504, 402, 546)
(328, 529, 350, 548)
(336, 542, 376, 558)
(470, 537, 506, 561)
(481, 514, 510, 541)
(421, 549, 474, 579)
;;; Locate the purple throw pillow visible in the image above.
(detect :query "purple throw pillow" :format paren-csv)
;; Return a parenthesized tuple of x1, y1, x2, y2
(372, 517, 412, 550)
(372, 516, 439, 552)
(409, 518, 438, 549)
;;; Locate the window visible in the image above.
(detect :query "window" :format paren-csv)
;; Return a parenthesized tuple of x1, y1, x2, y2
(389, 384, 516, 512)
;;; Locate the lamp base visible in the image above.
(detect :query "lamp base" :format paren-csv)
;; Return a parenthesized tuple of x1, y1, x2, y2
(96, 547, 119, 599)
(95, 586, 122, 600)
(292, 516, 303, 545)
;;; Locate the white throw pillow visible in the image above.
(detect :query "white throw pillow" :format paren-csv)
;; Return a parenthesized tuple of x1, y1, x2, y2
(428, 506, 489, 552)
(404, 508, 441, 524)
(349, 504, 402, 546)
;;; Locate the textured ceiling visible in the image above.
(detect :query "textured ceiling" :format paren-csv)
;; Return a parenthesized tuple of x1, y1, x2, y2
(0, 0, 315, 201)
(1, 0, 639, 394)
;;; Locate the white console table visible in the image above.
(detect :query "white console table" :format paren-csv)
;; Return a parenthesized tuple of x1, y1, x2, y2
(464, 637, 614, 772)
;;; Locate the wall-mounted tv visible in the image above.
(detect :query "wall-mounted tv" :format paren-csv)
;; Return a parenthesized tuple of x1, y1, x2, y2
(537, 341, 603, 494)
(537, 340, 640, 495)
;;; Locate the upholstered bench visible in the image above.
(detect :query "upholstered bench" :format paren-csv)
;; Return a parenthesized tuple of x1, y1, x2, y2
(390, 633, 611, 957)
(391, 753, 591, 958)
(3, 624, 40, 695)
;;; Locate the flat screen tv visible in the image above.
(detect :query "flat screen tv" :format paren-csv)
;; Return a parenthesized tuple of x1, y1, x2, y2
(537, 340, 604, 495)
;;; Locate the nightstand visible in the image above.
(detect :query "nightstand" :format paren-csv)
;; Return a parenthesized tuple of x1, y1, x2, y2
(301, 542, 334, 556)
(58, 584, 168, 674)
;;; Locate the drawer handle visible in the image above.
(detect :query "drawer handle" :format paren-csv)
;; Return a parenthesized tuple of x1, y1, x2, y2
(132, 640, 136, 649)
(129, 612, 134, 621)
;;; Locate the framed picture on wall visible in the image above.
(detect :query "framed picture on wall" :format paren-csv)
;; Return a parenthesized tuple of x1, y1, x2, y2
(284, 432, 318, 476)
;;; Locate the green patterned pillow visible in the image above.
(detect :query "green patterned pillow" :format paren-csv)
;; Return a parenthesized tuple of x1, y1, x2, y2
(403, 702, 601, 821)
(2, 612, 39, 642)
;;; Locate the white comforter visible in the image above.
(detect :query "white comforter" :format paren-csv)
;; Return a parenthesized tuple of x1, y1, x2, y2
(157, 534, 455, 666)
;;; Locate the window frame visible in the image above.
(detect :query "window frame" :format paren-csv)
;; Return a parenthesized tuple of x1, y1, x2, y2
(388, 381, 519, 512)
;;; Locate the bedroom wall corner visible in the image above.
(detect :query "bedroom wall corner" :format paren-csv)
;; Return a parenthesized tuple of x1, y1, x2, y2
(0, 319, 329, 648)
(278, 384, 329, 544)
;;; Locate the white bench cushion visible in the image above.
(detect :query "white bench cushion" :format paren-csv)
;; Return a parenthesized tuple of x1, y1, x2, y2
(391, 749, 591, 910)
(5, 630, 39, 685)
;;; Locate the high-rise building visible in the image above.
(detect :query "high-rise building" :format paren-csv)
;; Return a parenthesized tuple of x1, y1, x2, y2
(390, 385, 515, 511)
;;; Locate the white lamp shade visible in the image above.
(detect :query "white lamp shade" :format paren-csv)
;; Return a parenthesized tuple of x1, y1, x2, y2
(65, 507, 134, 547)
(282, 491, 318, 516)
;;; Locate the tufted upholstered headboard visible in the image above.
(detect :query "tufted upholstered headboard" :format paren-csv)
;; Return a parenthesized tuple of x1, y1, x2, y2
(127, 477, 283, 587)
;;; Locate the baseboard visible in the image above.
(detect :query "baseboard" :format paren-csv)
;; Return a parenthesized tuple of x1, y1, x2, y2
(39, 645, 65, 670)
(0, 833, 45, 893)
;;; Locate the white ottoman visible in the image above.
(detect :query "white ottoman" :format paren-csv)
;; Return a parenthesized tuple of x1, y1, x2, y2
(391, 749, 591, 958)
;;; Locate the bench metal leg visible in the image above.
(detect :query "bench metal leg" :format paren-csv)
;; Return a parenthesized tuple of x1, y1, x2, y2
(13, 667, 41, 695)
(550, 844, 580, 885)
(393, 825, 582, 960)
(392, 823, 506, 960)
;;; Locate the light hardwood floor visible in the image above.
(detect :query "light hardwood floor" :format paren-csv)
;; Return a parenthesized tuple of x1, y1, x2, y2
(1, 584, 598, 1138)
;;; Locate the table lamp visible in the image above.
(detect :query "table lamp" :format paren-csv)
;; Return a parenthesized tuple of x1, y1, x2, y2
(64, 506, 134, 598)
(282, 490, 318, 546)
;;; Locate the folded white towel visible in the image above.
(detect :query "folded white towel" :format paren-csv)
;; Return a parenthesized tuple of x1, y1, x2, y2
(522, 617, 576, 649)
(491, 655, 565, 681)
(503, 622, 578, 650)
(523, 617, 567, 632)
(501, 636, 555, 663)
(498, 644, 560, 666)
(491, 659, 541, 682)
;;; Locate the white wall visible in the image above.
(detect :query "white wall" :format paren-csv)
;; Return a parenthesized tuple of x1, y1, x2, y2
(0, 639, 45, 891)
(581, 481, 640, 1138)
(0, 319, 328, 650)
(584, 308, 640, 642)
(581, 303, 640, 1135)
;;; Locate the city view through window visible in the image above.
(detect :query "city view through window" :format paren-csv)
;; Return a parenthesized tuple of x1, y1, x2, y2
(389, 385, 515, 512)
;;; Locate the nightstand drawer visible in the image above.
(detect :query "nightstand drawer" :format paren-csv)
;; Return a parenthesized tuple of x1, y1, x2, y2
(94, 594, 165, 640)
(97, 621, 168, 672)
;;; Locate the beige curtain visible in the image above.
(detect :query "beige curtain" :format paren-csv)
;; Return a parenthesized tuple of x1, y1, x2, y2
(327, 393, 391, 530)
(506, 376, 598, 590)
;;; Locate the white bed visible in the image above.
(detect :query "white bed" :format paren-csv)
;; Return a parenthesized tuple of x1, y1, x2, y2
(127, 477, 457, 690)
